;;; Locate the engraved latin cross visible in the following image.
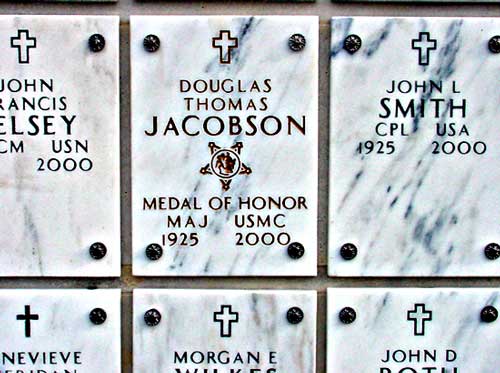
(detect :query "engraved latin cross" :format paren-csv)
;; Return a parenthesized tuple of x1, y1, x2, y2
(212, 30, 238, 64)
(11, 30, 37, 64)
(213, 305, 239, 338)
(412, 32, 437, 66)
(407, 303, 433, 336)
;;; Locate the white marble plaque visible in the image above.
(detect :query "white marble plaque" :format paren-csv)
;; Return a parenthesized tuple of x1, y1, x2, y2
(327, 288, 500, 372)
(329, 17, 500, 276)
(134, 289, 317, 372)
(0, 16, 120, 277)
(0, 289, 121, 372)
(131, 16, 318, 276)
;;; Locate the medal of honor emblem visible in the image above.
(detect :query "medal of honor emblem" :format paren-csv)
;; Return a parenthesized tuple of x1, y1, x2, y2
(200, 142, 252, 191)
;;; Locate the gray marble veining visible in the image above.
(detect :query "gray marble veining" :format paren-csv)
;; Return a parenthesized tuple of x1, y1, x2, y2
(131, 16, 318, 276)
(329, 17, 500, 276)
(0, 16, 120, 277)
(0, 289, 121, 372)
(134, 289, 317, 372)
(328, 288, 500, 372)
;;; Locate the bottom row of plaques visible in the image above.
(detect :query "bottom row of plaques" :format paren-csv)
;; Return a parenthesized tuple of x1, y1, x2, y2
(0, 288, 497, 372)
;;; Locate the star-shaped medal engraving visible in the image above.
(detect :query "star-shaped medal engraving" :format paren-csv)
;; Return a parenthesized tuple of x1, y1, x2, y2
(200, 142, 252, 191)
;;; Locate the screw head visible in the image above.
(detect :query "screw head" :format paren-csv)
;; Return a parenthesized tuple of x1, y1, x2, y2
(484, 243, 500, 260)
(144, 308, 162, 326)
(88, 34, 106, 53)
(287, 242, 305, 260)
(481, 306, 498, 323)
(286, 307, 304, 324)
(143, 34, 161, 53)
(89, 308, 107, 325)
(343, 34, 362, 54)
(339, 307, 357, 324)
(288, 34, 306, 52)
(340, 243, 358, 261)
(146, 243, 163, 261)
(488, 36, 500, 54)
(89, 242, 107, 260)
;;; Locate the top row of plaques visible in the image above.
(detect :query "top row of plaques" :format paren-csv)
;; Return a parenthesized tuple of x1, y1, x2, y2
(1, 15, 498, 278)
(29, 0, 500, 3)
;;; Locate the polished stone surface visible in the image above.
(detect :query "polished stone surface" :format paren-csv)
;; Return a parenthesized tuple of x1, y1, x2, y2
(131, 16, 318, 276)
(134, 289, 316, 372)
(328, 288, 500, 372)
(0, 16, 120, 277)
(329, 17, 500, 276)
(0, 289, 121, 371)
